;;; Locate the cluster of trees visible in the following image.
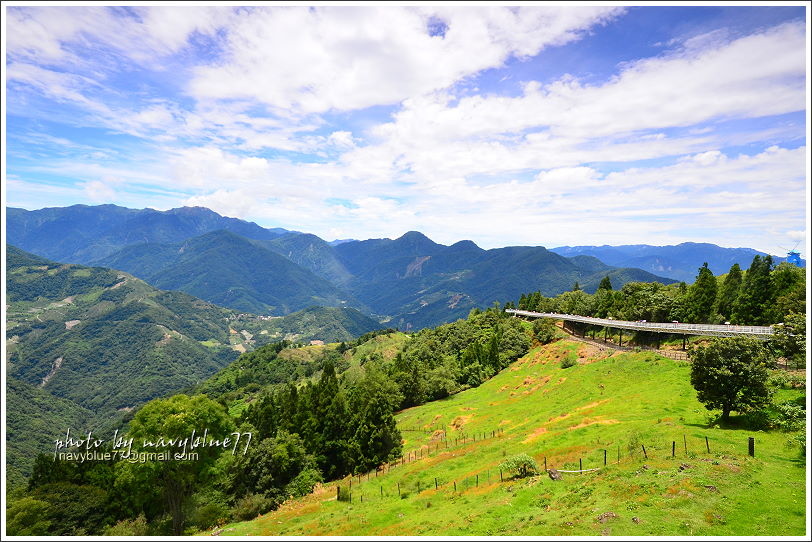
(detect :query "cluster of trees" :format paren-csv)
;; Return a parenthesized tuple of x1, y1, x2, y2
(516, 256, 805, 326)
(385, 307, 530, 408)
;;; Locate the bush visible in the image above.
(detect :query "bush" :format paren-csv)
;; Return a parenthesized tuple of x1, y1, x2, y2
(774, 402, 805, 432)
(533, 318, 558, 345)
(232, 493, 276, 521)
(103, 514, 149, 536)
(286, 468, 323, 498)
(560, 352, 577, 369)
(337, 486, 352, 502)
(186, 491, 230, 531)
(499, 453, 539, 478)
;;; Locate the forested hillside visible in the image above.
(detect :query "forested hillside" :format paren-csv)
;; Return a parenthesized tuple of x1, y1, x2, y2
(6, 307, 533, 535)
(5, 246, 385, 491)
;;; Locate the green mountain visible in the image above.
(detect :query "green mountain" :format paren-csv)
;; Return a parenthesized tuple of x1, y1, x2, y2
(93, 230, 360, 315)
(5, 376, 95, 489)
(7, 247, 239, 412)
(9, 206, 683, 330)
(7, 204, 290, 264)
(234, 306, 382, 345)
(6, 246, 386, 489)
(329, 233, 676, 329)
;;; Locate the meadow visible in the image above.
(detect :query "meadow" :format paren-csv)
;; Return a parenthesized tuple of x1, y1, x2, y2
(213, 338, 807, 536)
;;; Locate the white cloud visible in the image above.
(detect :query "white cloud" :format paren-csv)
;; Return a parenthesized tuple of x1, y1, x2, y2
(188, 6, 622, 114)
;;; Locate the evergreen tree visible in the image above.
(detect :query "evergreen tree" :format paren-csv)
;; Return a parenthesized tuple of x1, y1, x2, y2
(572, 281, 581, 292)
(732, 255, 775, 324)
(598, 276, 613, 291)
(686, 263, 717, 323)
(716, 263, 742, 320)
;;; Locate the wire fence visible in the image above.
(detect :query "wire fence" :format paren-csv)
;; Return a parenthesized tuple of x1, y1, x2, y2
(334, 432, 759, 504)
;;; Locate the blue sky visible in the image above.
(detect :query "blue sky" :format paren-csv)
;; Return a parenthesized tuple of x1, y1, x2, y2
(3, 3, 808, 256)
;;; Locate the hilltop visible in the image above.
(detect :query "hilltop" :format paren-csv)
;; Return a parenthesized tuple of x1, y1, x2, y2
(218, 338, 806, 536)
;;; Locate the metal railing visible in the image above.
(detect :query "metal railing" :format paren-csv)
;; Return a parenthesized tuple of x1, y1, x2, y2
(506, 309, 774, 338)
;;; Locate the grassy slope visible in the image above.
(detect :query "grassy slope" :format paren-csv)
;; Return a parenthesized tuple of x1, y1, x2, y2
(218, 339, 806, 536)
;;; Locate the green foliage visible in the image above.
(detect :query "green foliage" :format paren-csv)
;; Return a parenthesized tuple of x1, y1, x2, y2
(185, 490, 231, 531)
(25, 482, 112, 535)
(716, 263, 742, 319)
(689, 337, 774, 422)
(770, 313, 806, 367)
(123, 394, 236, 535)
(499, 453, 539, 478)
(685, 263, 717, 323)
(103, 514, 150, 536)
(532, 318, 558, 344)
(560, 352, 577, 369)
(232, 493, 277, 521)
(5, 497, 53, 535)
(732, 255, 775, 325)
(773, 401, 806, 432)
(598, 276, 613, 291)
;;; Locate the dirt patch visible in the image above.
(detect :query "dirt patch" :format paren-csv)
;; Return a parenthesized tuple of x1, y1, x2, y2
(460, 406, 476, 411)
(568, 417, 620, 430)
(521, 426, 549, 444)
(450, 415, 472, 430)
(40, 357, 63, 387)
(65, 319, 81, 330)
(499, 419, 511, 426)
(576, 399, 610, 412)
(232, 344, 247, 353)
(548, 412, 573, 424)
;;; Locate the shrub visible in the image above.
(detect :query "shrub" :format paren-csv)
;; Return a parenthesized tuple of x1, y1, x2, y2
(336, 486, 352, 502)
(286, 467, 323, 498)
(560, 352, 577, 369)
(499, 453, 539, 478)
(103, 514, 149, 536)
(533, 318, 558, 345)
(232, 493, 276, 521)
(775, 402, 805, 432)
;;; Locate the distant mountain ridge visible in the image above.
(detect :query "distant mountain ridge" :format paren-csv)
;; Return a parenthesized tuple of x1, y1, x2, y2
(10, 205, 686, 329)
(550, 242, 803, 283)
(7, 204, 292, 264)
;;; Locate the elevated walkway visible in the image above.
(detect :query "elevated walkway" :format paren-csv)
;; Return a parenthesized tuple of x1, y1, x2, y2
(506, 309, 774, 339)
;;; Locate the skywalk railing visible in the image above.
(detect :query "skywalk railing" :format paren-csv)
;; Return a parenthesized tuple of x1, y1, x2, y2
(505, 309, 775, 338)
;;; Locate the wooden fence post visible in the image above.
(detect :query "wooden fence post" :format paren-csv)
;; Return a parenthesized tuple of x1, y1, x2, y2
(748, 437, 755, 457)
(683, 434, 687, 454)
(672, 441, 676, 458)
(705, 436, 710, 453)
(579, 458, 582, 472)
(641, 444, 647, 459)
(603, 449, 607, 466)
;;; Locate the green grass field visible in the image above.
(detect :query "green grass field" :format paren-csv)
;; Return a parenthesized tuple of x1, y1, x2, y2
(212, 338, 807, 536)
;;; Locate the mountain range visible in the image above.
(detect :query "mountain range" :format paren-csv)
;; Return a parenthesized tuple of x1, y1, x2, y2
(8, 204, 689, 329)
(551, 243, 803, 283)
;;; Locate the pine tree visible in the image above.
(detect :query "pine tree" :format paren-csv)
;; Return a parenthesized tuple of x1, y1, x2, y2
(716, 263, 742, 320)
(686, 263, 717, 323)
(732, 255, 775, 325)
(598, 276, 613, 291)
